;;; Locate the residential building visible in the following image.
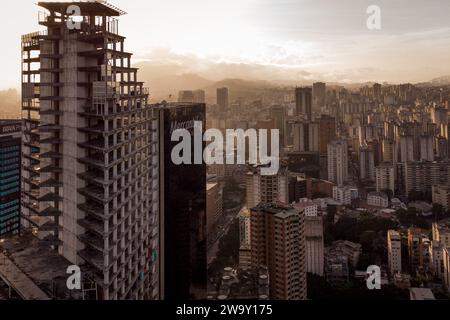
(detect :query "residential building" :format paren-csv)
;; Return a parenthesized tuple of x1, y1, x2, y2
(217, 87, 229, 112)
(405, 161, 450, 196)
(305, 215, 324, 276)
(432, 185, 450, 210)
(250, 203, 306, 300)
(367, 192, 389, 208)
(332, 185, 358, 206)
(246, 165, 289, 209)
(360, 145, 375, 181)
(327, 140, 348, 185)
(387, 230, 402, 275)
(375, 162, 395, 194)
(0, 121, 21, 237)
(295, 87, 312, 119)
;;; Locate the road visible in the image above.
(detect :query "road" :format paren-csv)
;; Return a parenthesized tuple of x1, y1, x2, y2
(207, 206, 242, 265)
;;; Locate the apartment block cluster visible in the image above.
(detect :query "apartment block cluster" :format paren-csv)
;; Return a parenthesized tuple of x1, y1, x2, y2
(387, 221, 450, 293)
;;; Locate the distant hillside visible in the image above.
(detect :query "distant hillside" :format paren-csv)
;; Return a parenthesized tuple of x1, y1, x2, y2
(135, 61, 214, 101)
(203, 78, 275, 103)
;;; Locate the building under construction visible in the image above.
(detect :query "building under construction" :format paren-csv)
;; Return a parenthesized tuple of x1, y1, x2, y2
(21, 1, 159, 299)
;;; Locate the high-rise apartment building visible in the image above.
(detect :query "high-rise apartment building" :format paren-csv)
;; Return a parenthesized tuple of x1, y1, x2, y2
(443, 247, 450, 292)
(217, 87, 229, 112)
(387, 230, 402, 275)
(304, 215, 324, 276)
(0, 121, 22, 237)
(246, 165, 288, 209)
(292, 121, 319, 152)
(312, 82, 326, 114)
(193, 90, 206, 104)
(21, 1, 159, 300)
(360, 145, 375, 181)
(319, 115, 336, 157)
(295, 87, 312, 120)
(405, 161, 450, 196)
(432, 185, 450, 210)
(382, 138, 396, 163)
(155, 102, 207, 300)
(375, 162, 395, 194)
(327, 140, 348, 186)
(419, 134, 434, 162)
(250, 203, 306, 300)
(400, 135, 415, 162)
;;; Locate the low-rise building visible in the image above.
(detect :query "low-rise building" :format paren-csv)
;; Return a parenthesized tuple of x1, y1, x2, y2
(327, 240, 362, 268)
(409, 288, 435, 300)
(332, 186, 358, 206)
(393, 273, 411, 289)
(294, 198, 318, 217)
(367, 191, 389, 208)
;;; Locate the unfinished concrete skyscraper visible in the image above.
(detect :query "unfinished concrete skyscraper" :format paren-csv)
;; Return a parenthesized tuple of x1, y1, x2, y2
(21, 1, 159, 300)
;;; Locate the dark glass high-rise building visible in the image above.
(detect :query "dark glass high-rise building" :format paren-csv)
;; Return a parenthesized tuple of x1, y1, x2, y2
(0, 121, 22, 237)
(217, 87, 229, 112)
(155, 102, 207, 300)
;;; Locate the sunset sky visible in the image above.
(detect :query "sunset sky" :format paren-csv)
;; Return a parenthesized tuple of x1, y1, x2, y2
(1, 0, 450, 89)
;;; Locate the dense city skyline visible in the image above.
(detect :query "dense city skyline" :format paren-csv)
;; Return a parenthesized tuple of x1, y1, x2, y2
(2, 0, 450, 305)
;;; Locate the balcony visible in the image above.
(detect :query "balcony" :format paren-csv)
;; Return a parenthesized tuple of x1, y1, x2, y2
(38, 192, 63, 202)
(39, 179, 63, 188)
(39, 221, 62, 232)
(38, 206, 62, 217)
(41, 234, 62, 246)
(78, 202, 113, 220)
(78, 216, 111, 237)
(40, 151, 62, 159)
(40, 165, 63, 174)
(78, 248, 105, 271)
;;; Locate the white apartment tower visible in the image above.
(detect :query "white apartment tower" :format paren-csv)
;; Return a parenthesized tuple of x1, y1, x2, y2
(375, 162, 395, 194)
(305, 215, 324, 276)
(327, 140, 348, 186)
(360, 145, 375, 181)
(387, 230, 402, 275)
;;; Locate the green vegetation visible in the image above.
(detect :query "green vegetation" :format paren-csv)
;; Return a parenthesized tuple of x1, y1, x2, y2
(324, 212, 397, 246)
(397, 207, 429, 229)
(208, 219, 240, 276)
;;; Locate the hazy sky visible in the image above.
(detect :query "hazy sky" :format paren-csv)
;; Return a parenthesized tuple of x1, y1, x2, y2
(1, 0, 450, 88)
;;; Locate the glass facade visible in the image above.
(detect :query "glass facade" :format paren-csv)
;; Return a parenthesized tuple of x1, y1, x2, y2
(0, 122, 22, 237)
(157, 103, 207, 300)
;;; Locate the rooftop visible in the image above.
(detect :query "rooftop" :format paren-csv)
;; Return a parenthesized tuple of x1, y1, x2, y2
(38, 1, 126, 16)
(409, 288, 435, 300)
(0, 231, 83, 300)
